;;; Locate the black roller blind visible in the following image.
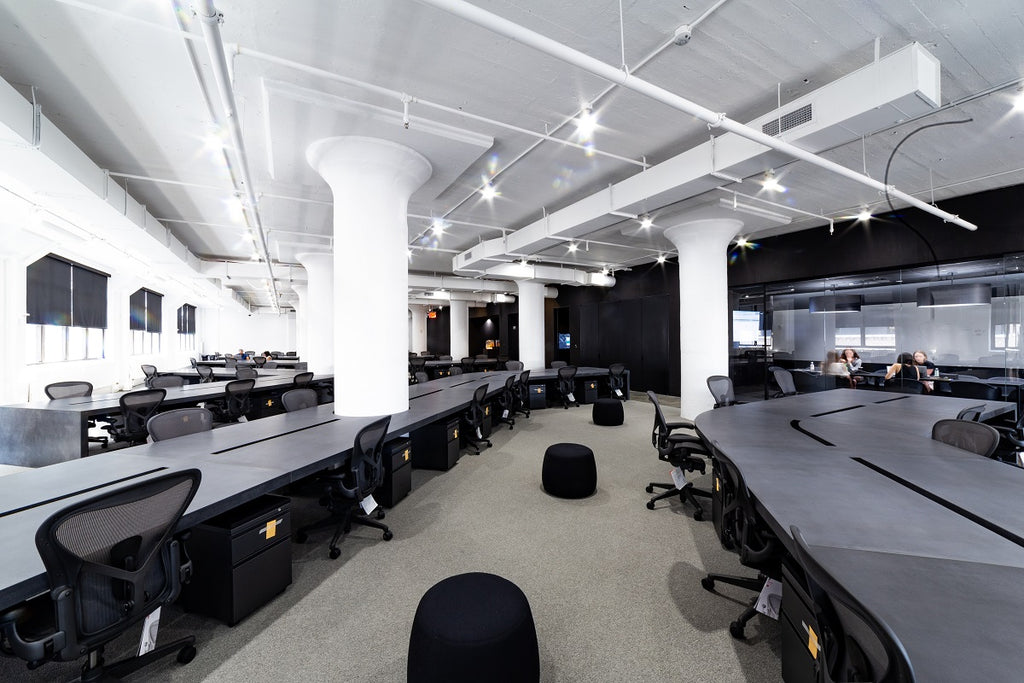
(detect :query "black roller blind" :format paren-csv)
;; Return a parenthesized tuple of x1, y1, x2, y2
(71, 266, 107, 328)
(27, 255, 108, 328)
(129, 289, 147, 331)
(146, 291, 162, 333)
(27, 256, 71, 326)
(177, 303, 196, 334)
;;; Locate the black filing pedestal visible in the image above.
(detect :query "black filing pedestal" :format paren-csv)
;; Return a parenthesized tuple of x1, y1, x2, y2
(529, 383, 547, 410)
(411, 417, 460, 470)
(377, 437, 412, 507)
(780, 562, 818, 683)
(580, 379, 599, 404)
(180, 494, 292, 626)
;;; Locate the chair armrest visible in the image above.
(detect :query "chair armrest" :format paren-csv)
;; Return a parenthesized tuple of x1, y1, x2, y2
(666, 419, 696, 431)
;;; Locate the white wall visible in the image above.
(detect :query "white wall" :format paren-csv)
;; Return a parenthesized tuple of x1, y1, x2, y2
(202, 307, 296, 357)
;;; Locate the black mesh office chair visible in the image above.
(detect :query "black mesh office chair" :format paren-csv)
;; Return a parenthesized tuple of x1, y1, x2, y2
(409, 357, 427, 376)
(931, 418, 1001, 458)
(645, 391, 711, 519)
(282, 388, 318, 412)
(0, 470, 201, 680)
(770, 367, 798, 397)
(150, 374, 185, 389)
(461, 384, 492, 454)
(707, 375, 744, 407)
(505, 360, 524, 372)
(495, 374, 517, 430)
(104, 389, 166, 445)
(701, 449, 784, 640)
(950, 380, 1001, 401)
(448, 367, 463, 376)
(295, 416, 394, 559)
(414, 371, 430, 384)
(140, 364, 158, 388)
(550, 360, 567, 369)
(955, 405, 985, 421)
(557, 365, 578, 409)
(608, 362, 627, 399)
(207, 379, 255, 424)
(789, 526, 916, 683)
(438, 354, 452, 361)
(252, 355, 267, 368)
(44, 381, 108, 449)
(460, 357, 475, 373)
(147, 407, 213, 442)
(244, 350, 256, 358)
(195, 365, 215, 383)
(270, 351, 283, 359)
(235, 367, 258, 380)
(513, 370, 531, 419)
(264, 361, 278, 369)
(224, 357, 238, 369)
(293, 372, 314, 387)
(189, 358, 198, 369)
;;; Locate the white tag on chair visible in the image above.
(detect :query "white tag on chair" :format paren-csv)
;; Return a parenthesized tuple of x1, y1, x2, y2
(614, 388, 623, 397)
(360, 495, 378, 514)
(671, 466, 688, 489)
(139, 607, 161, 655)
(475, 427, 483, 439)
(755, 578, 782, 620)
(502, 409, 510, 419)
(567, 392, 576, 403)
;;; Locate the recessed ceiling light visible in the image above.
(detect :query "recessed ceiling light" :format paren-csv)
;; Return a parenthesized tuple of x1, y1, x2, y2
(480, 181, 497, 200)
(856, 208, 872, 222)
(639, 214, 654, 230)
(657, 254, 666, 264)
(576, 104, 597, 141)
(567, 242, 578, 253)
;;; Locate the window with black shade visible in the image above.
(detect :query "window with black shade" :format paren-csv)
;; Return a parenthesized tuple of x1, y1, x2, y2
(130, 288, 163, 354)
(26, 254, 108, 363)
(177, 303, 197, 351)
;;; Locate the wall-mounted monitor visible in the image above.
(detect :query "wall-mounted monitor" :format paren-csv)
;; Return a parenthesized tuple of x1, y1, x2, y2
(732, 310, 767, 347)
(557, 333, 571, 350)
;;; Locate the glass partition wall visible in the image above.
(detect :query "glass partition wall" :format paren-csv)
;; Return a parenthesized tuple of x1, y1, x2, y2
(729, 253, 1024, 399)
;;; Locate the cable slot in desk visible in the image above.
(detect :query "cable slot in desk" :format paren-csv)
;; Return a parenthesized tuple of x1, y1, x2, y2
(854, 457, 1024, 549)
(410, 389, 445, 400)
(212, 418, 340, 454)
(789, 420, 836, 447)
(0, 467, 168, 518)
(810, 404, 864, 418)
(874, 396, 911, 404)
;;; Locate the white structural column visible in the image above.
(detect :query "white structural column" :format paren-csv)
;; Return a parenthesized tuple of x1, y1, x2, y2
(307, 136, 431, 416)
(516, 281, 546, 371)
(292, 283, 308, 359)
(449, 300, 469, 360)
(294, 253, 334, 374)
(408, 304, 429, 354)
(663, 218, 743, 418)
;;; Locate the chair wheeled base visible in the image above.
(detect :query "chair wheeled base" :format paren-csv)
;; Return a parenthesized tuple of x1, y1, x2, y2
(700, 571, 773, 640)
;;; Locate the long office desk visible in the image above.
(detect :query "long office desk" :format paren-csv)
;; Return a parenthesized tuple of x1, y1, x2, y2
(0, 373, 332, 467)
(695, 390, 1024, 682)
(198, 359, 306, 370)
(0, 370, 523, 612)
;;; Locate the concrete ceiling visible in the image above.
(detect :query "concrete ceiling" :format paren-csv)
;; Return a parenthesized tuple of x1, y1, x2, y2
(0, 0, 1021, 310)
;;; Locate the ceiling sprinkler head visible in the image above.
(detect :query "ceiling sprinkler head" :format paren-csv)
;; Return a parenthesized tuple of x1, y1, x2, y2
(673, 24, 692, 46)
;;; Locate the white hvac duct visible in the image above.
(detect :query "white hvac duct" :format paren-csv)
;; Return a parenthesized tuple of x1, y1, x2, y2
(485, 262, 615, 287)
(410, 291, 517, 304)
(416, 0, 975, 233)
(408, 274, 518, 294)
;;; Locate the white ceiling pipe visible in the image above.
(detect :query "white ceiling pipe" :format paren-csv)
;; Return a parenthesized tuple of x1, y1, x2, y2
(193, 1, 283, 310)
(413, 0, 976, 232)
(409, 274, 522, 294)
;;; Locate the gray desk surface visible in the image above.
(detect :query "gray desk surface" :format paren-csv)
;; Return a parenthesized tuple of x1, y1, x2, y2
(694, 389, 1024, 679)
(0, 368, 537, 610)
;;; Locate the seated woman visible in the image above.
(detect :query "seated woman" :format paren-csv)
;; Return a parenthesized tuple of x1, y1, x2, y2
(913, 349, 936, 392)
(840, 348, 863, 386)
(885, 352, 922, 386)
(824, 350, 853, 387)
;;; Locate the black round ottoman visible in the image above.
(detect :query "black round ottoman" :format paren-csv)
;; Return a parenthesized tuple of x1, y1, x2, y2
(592, 398, 624, 426)
(542, 443, 597, 498)
(408, 572, 539, 683)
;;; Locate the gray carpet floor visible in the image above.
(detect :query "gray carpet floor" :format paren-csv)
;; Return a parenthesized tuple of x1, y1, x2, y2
(1, 397, 781, 681)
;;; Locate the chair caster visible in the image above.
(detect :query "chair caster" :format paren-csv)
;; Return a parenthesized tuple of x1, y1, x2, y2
(645, 484, 654, 493)
(646, 501, 656, 510)
(177, 644, 197, 664)
(329, 546, 341, 560)
(693, 510, 703, 521)
(383, 530, 393, 541)
(701, 577, 715, 591)
(295, 531, 308, 543)
(376, 509, 385, 520)
(729, 621, 746, 640)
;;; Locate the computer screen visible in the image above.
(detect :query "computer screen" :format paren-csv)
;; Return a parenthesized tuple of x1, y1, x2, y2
(732, 310, 765, 347)
(557, 333, 571, 350)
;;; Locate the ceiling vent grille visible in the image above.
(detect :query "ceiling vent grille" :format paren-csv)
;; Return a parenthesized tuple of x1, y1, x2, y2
(762, 103, 814, 137)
